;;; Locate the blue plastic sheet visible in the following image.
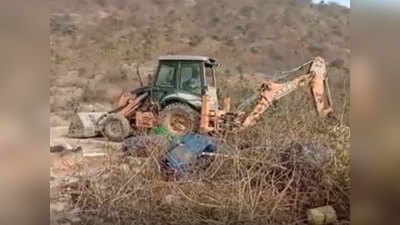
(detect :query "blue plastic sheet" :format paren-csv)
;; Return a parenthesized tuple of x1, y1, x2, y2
(163, 132, 216, 175)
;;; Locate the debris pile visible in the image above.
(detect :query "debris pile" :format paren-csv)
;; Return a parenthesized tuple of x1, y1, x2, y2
(162, 132, 217, 176)
(122, 126, 219, 176)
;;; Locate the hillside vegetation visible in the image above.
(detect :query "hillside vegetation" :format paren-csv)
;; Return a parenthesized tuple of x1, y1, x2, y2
(50, 0, 349, 117)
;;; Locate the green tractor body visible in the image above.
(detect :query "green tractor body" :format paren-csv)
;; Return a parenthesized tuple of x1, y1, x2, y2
(68, 55, 220, 141)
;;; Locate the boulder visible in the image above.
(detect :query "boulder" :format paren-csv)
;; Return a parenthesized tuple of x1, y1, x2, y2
(307, 205, 337, 225)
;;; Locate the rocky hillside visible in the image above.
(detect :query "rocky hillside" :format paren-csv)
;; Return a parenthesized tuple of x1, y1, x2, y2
(50, 0, 349, 123)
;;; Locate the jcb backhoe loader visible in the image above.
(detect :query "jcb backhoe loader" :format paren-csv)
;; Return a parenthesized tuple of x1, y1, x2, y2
(68, 55, 333, 141)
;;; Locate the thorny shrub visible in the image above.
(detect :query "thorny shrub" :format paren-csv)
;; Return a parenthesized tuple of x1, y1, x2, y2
(69, 89, 350, 225)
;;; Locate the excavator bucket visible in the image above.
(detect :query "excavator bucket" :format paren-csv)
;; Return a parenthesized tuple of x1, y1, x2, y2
(67, 112, 106, 138)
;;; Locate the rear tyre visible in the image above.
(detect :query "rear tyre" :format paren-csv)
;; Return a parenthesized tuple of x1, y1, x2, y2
(99, 113, 131, 142)
(159, 103, 200, 137)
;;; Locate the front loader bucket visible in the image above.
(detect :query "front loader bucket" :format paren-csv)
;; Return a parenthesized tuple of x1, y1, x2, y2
(67, 112, 106, 138)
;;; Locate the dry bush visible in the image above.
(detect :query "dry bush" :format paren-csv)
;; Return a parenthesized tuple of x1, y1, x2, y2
(68, 84, 350, 225)
(69, 118, 349, 225)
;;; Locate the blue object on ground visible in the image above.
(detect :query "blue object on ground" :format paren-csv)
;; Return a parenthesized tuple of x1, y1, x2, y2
(163, 132, 216, 175)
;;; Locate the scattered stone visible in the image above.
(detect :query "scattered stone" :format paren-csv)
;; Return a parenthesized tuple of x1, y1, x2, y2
(307, 205, 337, 225)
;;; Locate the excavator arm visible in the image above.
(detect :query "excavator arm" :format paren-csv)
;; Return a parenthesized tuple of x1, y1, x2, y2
(199, 56, 334, 133)
(240, 56, 333, 128)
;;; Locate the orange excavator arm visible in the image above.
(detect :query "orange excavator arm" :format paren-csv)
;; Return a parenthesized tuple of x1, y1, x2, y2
(239, 56, 333, 128)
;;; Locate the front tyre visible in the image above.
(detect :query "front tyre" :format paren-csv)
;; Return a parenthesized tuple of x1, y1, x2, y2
(99, 113, 131, 142)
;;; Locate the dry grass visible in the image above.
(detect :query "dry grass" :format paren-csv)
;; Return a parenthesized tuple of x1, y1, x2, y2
(66, 88, 350, 225)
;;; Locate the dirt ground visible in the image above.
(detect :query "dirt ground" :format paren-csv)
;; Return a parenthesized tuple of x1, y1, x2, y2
(50, 126, 125, 225)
